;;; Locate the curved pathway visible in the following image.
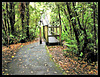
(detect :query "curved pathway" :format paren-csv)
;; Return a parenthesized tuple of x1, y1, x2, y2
(7, 41, 63, 75)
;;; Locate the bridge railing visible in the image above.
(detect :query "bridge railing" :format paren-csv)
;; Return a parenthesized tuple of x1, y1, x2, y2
(43, 24, 62, 45)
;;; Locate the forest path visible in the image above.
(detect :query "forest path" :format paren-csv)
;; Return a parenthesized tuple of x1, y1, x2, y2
(7, 41, 63, 75)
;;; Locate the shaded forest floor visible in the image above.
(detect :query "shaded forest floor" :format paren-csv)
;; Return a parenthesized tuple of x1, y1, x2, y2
(47, 45, 98, 75)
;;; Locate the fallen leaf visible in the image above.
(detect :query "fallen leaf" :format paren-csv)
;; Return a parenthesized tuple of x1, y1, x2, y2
(64, 68, 67, 71)
(5, 69, 8, 71)
(14, 53, 16, 55)
(31, 71, 33, 73)
(39, 57, 41, 58)
(54, 71, 57, 73)
(44, 63, 48, 66)
(2, 72, 4, 74)
(19, 59, 21, 61)
(37, 58, 39, 60)
(88, 70, 94, 74)
(12, 56, 14, 58)
(82, 64, 87, 68)
(47, 68, 49, 72)
(66, 71, 69, 73)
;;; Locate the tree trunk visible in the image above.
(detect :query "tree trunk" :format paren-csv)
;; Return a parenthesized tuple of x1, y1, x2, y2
(20, 2, 25, 36)
(58, 5, 61, 26)
(72, 2, 88, 54)
(93, 2, 96, 54)
(2, 18, 9, 47)
(9, 2, 15, 34)
(66, 2, 80, 51)
(26, 2, 29, 39)
(6, 2, 10, 33)
(12, 2, 15, 29)
(58, 5, 62, 45)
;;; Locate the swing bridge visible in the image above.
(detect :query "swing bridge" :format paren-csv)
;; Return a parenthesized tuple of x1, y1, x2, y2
(39, 22, 62, 46)
(39, 10, 62, 46)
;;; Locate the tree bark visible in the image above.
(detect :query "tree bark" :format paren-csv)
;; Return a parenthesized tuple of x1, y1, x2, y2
(66, 2, 79, 43)
(20, 2, 25, 36)
(66, 2, 80, 54)
(9, 2, 15, 34)
(26, 2, 29, 39)
(58, 5, 62, 45)
(58, 5, 61, 26)
(72, 2, 88, 54)
(2, 18, 9, 47)
(6, 2, 10, 33)
(93, 2, 96, 54)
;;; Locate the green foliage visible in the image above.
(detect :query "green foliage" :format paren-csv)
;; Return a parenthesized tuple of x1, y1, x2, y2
(2, 2, 45, 45)
(2, 2, 98, 63)
(57, 2, 98, 59)
(80, 52, 83, 57)
(10, 34, 14, 38)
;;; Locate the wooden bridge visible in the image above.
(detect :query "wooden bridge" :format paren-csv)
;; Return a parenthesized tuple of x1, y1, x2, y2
(39, 24, 62, 46)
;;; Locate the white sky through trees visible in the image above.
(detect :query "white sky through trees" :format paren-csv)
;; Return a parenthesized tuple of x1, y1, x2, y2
(30, 2, 51, 26)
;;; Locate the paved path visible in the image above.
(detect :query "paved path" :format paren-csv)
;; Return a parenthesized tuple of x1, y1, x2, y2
(7, 41, 63, 75)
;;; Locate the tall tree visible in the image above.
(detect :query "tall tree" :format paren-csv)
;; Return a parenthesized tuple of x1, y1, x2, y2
(34, 2, 37, 35)
(2, 3, 10, 46)
(6, 2, 10, 33)
(9, 2, 15, 34)
(93, 2, 96, 54)
(63, 6, 71, 32)
(58, 5, 61, 26)
(66, 2, 80, 54)
(26, 2, 30, 39)
(72, 2, 88, 55)
(19, 2, 25, 36)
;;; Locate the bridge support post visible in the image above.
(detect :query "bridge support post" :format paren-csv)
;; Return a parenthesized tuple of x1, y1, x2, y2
(39, 27, 42, 44)
(45, 25, 48, 45)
